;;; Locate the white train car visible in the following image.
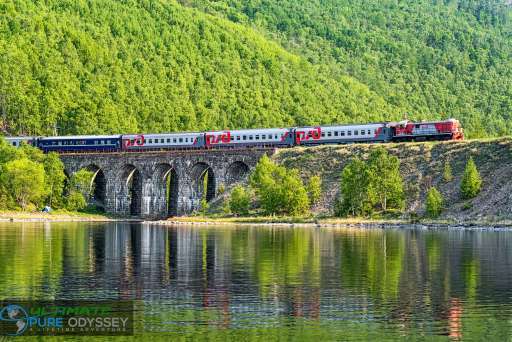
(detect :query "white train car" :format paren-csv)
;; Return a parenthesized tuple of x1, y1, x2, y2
(122, 132, 204, 151)
(204, 128, 294, 148)
(4, 136, 36, 147)
(294, 123, 390, 145)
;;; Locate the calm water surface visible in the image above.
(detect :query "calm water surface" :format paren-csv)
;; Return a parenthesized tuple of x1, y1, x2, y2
(1, 222, 512, 341)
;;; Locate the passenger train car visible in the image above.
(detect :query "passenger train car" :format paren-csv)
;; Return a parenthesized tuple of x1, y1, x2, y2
(2, 119, 464, 153)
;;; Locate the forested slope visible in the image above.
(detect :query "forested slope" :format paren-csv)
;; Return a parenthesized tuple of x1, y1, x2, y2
(1, 1, 511, 137)
(0, 0, 394, 136)
(183, 0, 512, 137)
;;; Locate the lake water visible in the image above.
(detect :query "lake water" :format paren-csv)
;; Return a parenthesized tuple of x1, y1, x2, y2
(1, 222, 512, 341)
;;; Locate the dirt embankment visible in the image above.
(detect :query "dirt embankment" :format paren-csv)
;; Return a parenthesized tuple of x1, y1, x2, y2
(272, 138, 512, 222)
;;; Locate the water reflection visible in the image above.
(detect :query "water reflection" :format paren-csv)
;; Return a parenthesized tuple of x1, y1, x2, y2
(1, 223, 512, 339)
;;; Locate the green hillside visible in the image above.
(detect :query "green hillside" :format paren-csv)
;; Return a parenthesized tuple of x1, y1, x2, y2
(0, 0, 395, 136)
(1, 1, 511, 138)
(183, 0, 512, 138)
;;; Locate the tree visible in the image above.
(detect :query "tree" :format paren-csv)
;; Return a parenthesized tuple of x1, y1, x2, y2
(307, 175, 322, 206)
(229, 185, 250, 216)
(460, 157, 482, 199)
(367, 148, 404, 212)
(43, 152, 66, 207)
(426, 187, 443, 218)
(250, 155, 309, 216)
(66, 169, 94, 210)
(443, 160, 453, 182)
(2, 158, 46, 210)
(338, 158, 375, 217)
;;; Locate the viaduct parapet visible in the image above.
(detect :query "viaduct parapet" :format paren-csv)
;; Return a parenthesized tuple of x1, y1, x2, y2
(60, 149, 271, 219)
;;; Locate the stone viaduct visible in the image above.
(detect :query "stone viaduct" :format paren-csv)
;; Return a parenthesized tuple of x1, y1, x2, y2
(60, 149, 271, 219)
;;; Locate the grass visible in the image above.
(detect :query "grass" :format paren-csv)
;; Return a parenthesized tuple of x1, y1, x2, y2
(0, 209, 114, 221)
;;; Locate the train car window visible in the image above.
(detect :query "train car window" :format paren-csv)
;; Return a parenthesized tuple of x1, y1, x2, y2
(255, 135, 259, 140)
(185, 138, 188, 142)
(348, 131, 352, 136)
(131, 140, 135, 145)
(230, 136, 234, 141)
(341, 131, 345, 136)
(275, 135, 278, 139)
(327, 132, 332, 137)
(243, 135, 247, 140)
(167, 139, 171, 143)
(179, 138, 183, 143)
(249, 135, 253, 140)
(262, 134, 266, 139)
(368, 130, 371, 135)
(415, 124, 420, 128)
(236, 136, 240, 141)
(173, 138, 177, 143)
(354, 131, 359, 136)
(334, 131, 339, 136)
(148, 139, 152, 144)
(321, 132, 325, 137)
(12, 142, 16, 146)
(361, 131, 365, 135)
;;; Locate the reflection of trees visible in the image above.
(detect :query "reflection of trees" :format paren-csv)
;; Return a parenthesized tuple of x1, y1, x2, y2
(3, 223, 512, 337)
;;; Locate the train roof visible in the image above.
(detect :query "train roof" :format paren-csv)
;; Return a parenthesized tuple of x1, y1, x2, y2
(40, 135, 121, 140)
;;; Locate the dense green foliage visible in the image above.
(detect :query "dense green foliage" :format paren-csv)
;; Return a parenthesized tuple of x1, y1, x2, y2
(307, 175, 322, 206)
(338, 157, 374, 217)
(250, 155, 309, 216)
(0, 0, 394, 136)
(2, 158, 45, 210)
(461, 156, 482, 199)
(185, 0, 512, 138)
(426, 187, 444, 218)
(66, 169, 94, 211)
(0, 138, 69, 210)
(337, 148, 404, 217)
(3, 1, 510, 137)
(229, 185, 250, 215)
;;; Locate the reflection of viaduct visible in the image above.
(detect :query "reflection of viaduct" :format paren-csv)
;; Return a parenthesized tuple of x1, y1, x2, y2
(60, 149, 270, 218)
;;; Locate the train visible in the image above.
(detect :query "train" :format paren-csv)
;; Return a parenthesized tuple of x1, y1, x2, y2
(3, 119, 464, 153)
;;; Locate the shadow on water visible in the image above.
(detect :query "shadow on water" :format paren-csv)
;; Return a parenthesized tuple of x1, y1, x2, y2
(1, 222, 512, 340)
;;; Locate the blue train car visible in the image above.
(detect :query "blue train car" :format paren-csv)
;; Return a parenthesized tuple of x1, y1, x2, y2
(38, 135, 122, 152)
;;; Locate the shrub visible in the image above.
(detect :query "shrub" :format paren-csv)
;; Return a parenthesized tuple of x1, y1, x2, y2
(307, 175, 322, 206)
(66, 192, 87, 211)
(2, 158, 46, 210)
(229, 185, 250, 216)
(460, 157, 482, 199)
(426, 187, 443, 218)
(443, 160, 453, 182)
(250, 155, 309, 216)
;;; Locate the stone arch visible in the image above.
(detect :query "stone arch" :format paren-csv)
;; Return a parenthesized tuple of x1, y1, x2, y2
(121, 164, 143, 217)
(153, 164, 179, 217)
(225, 161, 250, 185)
(191, 162, 216, 203)
(84, 164, 107, 211)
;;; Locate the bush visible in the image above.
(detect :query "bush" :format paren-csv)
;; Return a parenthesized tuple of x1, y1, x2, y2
(229, 185, 250, 216)
(460, 157, 482, 199)
(2, 158, 46, 210)
(250, 155, 309, 216)
(337, 148, 404, 217)
(307, 175, 322, 206)
(426, 187, 443, 218)
(66, 191, 87, 211)
(443, 160, 453, 182)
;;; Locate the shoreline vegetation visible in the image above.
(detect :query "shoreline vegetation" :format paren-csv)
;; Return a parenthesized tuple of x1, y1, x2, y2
(2, 211, 512, 229)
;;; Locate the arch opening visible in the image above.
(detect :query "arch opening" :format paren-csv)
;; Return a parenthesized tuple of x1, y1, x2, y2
(191, 163, 216, 204)
(154, 164, 179, 217)
(122, 165, 143, 217)
(85, 165, 107, 211)
(226, 161, 250, 186)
